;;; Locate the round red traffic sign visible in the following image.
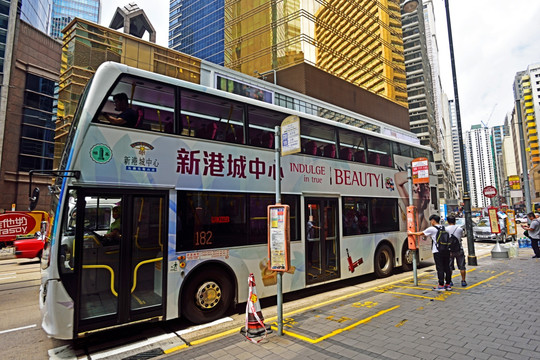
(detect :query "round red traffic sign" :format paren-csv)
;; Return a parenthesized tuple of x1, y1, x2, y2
(483, 186, 497, 198)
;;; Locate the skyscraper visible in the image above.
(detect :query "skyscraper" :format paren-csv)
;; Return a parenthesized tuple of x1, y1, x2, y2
(50, 0, 100, 39)
(169, 0, 224, 65)
(449, 100, 463, 191)
(492, 124, 509, 200)
(20, 0, 52, 34)
(170, 0, 408, 107)
(514, 64, 540, 202)
(466, 125, 497, 208)
(401, 0, 437, 151)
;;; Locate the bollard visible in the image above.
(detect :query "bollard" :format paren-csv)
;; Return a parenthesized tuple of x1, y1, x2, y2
(491, 235, 509, 259)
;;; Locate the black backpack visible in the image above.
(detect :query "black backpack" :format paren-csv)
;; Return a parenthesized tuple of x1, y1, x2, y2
(434, 225, 451, 253)
(448, 228, 461, 253)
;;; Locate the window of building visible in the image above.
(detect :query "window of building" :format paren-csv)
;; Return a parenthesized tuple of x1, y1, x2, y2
(18, 74, 56, 172)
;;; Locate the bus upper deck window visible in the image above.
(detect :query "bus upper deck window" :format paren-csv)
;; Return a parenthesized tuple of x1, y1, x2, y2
(97, 76, 175, 133)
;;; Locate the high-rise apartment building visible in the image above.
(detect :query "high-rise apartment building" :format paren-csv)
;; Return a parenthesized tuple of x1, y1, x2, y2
(169, 0, 224, 65)
(466, 125, 497, 208)
(492, 124, 509, 193)
(449, 100, 463, 190)
(50, 0, 100, 39)
(421, 0, 443, 149)
(401, 0, 437, 150)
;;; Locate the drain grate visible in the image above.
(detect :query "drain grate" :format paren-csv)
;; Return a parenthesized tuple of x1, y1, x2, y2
(122, 348, 165, 360)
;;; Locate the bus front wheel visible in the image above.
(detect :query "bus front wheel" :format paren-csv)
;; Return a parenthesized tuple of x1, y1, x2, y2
(181, 267, 233, 324)
(374, 244, 394, 278)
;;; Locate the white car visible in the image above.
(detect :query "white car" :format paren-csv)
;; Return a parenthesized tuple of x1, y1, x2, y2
(473, 217, 506, 242)
(515, 214, 528, 224)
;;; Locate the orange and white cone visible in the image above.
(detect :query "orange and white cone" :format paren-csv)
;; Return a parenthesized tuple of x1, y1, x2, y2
(241, 273, 271, 342)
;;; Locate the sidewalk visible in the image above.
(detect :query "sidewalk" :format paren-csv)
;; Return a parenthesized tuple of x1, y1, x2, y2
(159, 245, 539, 360)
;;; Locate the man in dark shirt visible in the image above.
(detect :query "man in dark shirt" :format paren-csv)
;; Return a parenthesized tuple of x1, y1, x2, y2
(103, 93, 138, 127)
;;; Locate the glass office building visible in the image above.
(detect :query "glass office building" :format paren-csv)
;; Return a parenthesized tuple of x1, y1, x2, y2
(170, 0, 407, 107)
(20, 0, 52, 34)
(50, 0, 100, 39)
(169, 0, 225, 65)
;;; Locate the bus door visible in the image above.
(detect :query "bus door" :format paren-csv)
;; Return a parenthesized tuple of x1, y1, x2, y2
(305, 198, 340, 284)
(73, 190, 167, 335)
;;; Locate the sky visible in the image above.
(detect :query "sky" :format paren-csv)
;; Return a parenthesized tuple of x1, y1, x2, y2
(100, 1, 540, 132)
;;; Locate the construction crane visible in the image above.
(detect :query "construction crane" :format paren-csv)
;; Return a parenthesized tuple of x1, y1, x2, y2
(482, 103, 497, 128)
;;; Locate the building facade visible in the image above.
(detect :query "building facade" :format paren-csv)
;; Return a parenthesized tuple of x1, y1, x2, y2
(492, 123, 509, 201)
(514, 64, 540, 202)
(0, 14, 61, 211)
(449, 99, 464, 192)
(170, 0, 408, 108)
(50, 0, 100, 39)
(20, 0, 52, 34)
(466, 125, 497, 208)
(169, 0, 224, 65)
(401, 0, 437, 151)
(421, 0, 444, 151)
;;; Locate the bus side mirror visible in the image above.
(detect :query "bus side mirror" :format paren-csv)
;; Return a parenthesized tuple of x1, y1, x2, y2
(29, 187, 40, 211)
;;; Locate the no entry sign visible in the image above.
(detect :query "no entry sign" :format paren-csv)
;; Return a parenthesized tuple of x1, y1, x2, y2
(483, 186, 497, 198)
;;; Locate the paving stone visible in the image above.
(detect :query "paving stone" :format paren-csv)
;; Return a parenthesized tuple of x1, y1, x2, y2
(163, 255, 540, 360)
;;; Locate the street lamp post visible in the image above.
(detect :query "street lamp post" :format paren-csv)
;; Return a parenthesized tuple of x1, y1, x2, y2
(443, 0, 477, 265)
(401, 0, 477, 265)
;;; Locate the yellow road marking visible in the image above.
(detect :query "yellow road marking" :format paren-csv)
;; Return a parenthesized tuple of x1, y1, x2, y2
(272, 305, 400, 344)
(164, 267, 507, 354)
(462, 271, 508, 290)
(395, 319, 408, 327)
(375, 290, 454, 300)
(164, 327, 240, 354)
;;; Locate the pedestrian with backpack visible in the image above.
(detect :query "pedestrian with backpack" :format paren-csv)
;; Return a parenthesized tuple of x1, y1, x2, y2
(446, 216, 467, 286)
(521, 212, 540, 258)
(409, 214, 452, 291)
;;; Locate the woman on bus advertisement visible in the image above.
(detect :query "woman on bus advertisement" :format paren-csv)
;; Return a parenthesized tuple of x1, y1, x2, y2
(394, 157, 433, 231)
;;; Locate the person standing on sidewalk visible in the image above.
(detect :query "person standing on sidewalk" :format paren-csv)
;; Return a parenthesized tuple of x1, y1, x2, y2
(446, 216, 467, 286)
(409, 214, 452, 291)
(521, 212, 540, 258)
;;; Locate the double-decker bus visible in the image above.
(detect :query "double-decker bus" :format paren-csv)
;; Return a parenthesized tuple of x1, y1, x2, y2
(40, 62, 437, 339)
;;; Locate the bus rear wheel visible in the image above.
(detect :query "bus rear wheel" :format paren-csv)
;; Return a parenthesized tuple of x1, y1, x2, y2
(181, 267, 233, 324)
(401, 241, 418, 272)
(374, 244, 394, 278)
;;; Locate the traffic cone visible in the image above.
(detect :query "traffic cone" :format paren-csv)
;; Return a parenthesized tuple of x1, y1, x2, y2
(240, 273, 272, 341)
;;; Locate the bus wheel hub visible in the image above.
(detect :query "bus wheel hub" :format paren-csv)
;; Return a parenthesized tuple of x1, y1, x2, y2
(196, 281, 221, 309)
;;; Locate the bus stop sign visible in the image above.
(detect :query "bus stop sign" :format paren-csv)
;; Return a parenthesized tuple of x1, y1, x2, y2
(411, 157, 429, 184)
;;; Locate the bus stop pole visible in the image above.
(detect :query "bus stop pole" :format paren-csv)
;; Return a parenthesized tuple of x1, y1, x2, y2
(407, 164, 418, 286)
(275, 126, 283, 336)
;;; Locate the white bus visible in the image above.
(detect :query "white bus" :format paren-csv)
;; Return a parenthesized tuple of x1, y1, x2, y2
(40, 62, 437, 339)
